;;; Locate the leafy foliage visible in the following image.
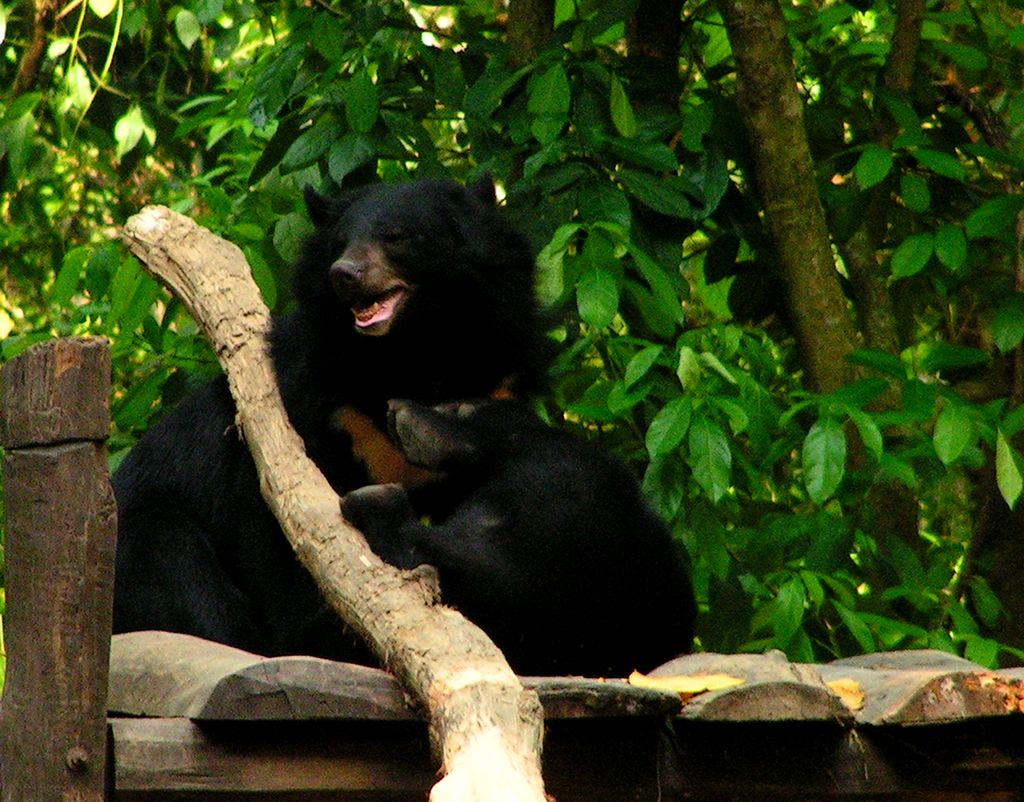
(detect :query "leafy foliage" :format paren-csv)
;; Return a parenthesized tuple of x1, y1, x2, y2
(4, 0, 1024, 669)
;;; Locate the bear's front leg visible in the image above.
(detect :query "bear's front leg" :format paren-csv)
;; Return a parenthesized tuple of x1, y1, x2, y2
(341, 483, 423, 568)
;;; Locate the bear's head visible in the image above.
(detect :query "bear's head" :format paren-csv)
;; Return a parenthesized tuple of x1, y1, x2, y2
(292, 176, 550, 400)
(297, 176, 533, 337)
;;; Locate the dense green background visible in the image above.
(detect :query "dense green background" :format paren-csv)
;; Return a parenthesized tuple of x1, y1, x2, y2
(4, 0, 1024, 684)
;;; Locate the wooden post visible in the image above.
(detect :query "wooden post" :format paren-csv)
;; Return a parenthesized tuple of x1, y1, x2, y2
(0, 337, 115, 801)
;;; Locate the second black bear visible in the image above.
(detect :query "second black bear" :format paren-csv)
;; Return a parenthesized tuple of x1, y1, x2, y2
(343, 399, 696, 677)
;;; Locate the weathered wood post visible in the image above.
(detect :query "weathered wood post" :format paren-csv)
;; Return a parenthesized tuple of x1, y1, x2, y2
(0, 337, 115, 801)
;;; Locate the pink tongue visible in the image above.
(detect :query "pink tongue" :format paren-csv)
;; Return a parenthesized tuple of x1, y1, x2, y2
(354, 292, 400, 327)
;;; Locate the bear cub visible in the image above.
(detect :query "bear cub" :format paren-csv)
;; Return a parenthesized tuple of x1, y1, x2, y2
(343, 398, 696, 677)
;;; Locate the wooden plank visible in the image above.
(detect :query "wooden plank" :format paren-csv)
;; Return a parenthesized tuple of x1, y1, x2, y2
(0, 336, 110, 447)
(109, 631, 681, 722)
(819, 665, 1024, 725)
(110, 718, 435, 799)
(110, 717, 672, 801)
(108, 631, 416, 721)
(0, 338, 115, 802)
(651, 651, 853, 723)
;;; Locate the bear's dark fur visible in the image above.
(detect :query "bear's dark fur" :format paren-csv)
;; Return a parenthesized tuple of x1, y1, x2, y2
(113, 176, 549, 659)
(113, 176, 694, 673)
(343, 398, 696, 677)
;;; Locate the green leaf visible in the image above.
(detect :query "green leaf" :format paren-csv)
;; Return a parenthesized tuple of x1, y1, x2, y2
(834, 602, 875, 652)
(710, 397, 749, 435)
(113, 369, 168, 431)
(996, 429, 1024, 509)
(642, 455, 687, 522)
(676, 345, 701, 390)
(346, 71, 379, 134)
(618, 171, 697, 219)
(595, 134, 678, 171)
(890, 232, 933, 279)
(114, 105, 155, 159)
(845, 349, 906, 378)
(933, 41, 988, 71)
(699, 351, 737, 385)
(106, 256, 142, 329)
(625, 345, 663, 388)
(646, 397, 692, 458)
(899, 174, 931, 213)
(282, 115, 343, 171)
(773, 580, 806, 647)
(846, 406, 883, 460)
(919, 343, 989, 374)
(528, 64, 571, 116)
(933, 402, 973, 465)
(174, 9, 202, 50)
(853, 144, 893, 189)
(609, 74, 637, 138)
(51, 247, 89, 307)
(913, 148, 966, 181)
(969, 577, 1003, 629)
(993, 293, 1024, 353)
(803, 416, 846, 505)
(688, 413, 732, 503)
(273, 212, 314, 264)
(966, 195, 1024, 240)
(576, 268, 619, 330)
(327, 132, 376, 184)
(933, 224, 967, 272)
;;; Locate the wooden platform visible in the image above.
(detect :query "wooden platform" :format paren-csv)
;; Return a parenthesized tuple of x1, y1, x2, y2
(108, 631, 1024, 800)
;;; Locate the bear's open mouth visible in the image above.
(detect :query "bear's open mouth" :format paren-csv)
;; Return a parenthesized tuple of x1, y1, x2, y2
(351, 284, 410, 334)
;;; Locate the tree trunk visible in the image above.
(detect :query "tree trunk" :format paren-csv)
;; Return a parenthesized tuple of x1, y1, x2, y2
(626, 0, 684, 105)
(121, 207, 547, 802)
(507, 0, 554, 65)
(718, 0, 859, 394)
(840, 0, 926, 355)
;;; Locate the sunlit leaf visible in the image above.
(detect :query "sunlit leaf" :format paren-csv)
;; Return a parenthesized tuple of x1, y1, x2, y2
(913, 148, 966, 180)
(576, 268, 619, 330)
(993, 293, 1024, 353)
(609, 74, 637, 138)
(676, 345, 700, 390)
(996, 429, 1024, 509)
(114, 105, 156, 158)
(628, 670, 744, 697)
(853, 144, 892, 189)
(346, 72, 379, 134)
(933, 401, 972, 465)
(899, 174, 930, 213)
(89, 0, 118, 19)
(689, 413, 731, 503)
(174, 9, 202, 50)
(625, 345, 663, 388)
(934, 224, 967, 272)
(826, 677, 865, 711)
(890, 232, 933, 279)
(646, 397, 692, 458)
(966, 195, 1024, 240)
(803, 416, 846, 504)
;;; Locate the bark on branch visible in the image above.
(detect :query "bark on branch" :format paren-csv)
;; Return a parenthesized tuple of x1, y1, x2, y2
(121, 206, 547, 802)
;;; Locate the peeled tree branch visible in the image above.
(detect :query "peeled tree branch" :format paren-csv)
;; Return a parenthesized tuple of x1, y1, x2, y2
(121, 206, 547, 802)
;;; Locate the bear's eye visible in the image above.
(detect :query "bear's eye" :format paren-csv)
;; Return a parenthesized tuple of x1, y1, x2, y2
(380, 228, 411, 245)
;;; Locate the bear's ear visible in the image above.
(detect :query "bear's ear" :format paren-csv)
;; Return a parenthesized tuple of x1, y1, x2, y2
(468, 173, 497, 207)
(303, 185, 338, 228)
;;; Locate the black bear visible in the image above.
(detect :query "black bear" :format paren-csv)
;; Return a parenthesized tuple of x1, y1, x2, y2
(112, 175, 694, 673)
(343, 398, 696, 677)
